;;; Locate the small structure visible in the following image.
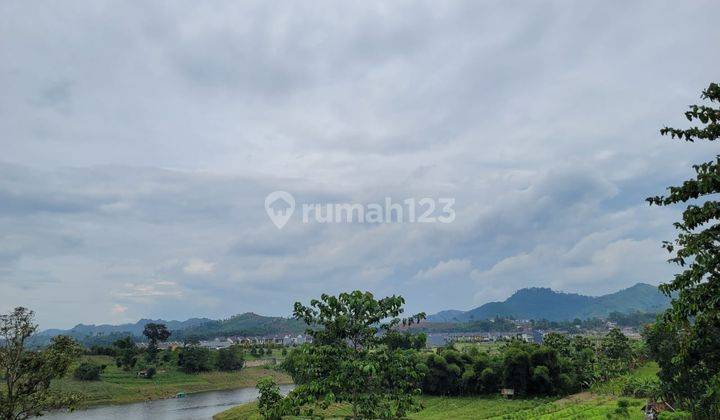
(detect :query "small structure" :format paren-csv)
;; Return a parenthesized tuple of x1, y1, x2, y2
(137, 369, 150, 378)
(641, 401, 674, 419)
(500, 388, 515, 399)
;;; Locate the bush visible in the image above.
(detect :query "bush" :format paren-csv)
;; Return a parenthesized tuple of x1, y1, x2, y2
(178, 346, 211, 373)
(74, 362, 102, 381)
(89, 345, 116, 356)
(613, 399, 630, 417)
(216, 347, 244, 371)
(145, 366, 156, 379)
(257, 376, 284, 420)
(620, 376, 660, 398)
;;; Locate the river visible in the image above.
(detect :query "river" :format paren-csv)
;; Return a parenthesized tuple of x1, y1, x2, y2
(40, 384, 295, 420)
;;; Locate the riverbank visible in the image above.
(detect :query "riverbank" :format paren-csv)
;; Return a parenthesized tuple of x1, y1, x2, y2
(52, 355, 292, 407)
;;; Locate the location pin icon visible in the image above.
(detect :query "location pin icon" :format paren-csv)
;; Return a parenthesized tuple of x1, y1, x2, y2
(265, 191, 295, 229)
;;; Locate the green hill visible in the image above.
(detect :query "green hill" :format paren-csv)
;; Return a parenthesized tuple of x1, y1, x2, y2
(428, 283, 670, 322)
(178, 312, 305, 339)
(35, 312, 305, 345)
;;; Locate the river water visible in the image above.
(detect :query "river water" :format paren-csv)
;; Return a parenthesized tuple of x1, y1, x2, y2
(40, 384, 295, 420)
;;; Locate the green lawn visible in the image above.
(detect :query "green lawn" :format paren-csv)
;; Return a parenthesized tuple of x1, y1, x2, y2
(214, 396, 553, 420)
(53, 355, 292, 407)
(214, 394, 647, 420)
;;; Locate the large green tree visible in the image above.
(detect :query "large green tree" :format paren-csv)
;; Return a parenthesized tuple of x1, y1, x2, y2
(0, 307, 80, 420)
(598, 328, 632, 380)
(112, 336, 137, 370)
(178, 345, 211, 373)
(216, 346, 244, 371)
(142, 323, 171, 363)
(647, 82, 720, 415)
(281, 291, 426, 419)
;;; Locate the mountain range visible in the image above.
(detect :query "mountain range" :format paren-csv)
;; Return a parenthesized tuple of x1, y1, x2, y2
(39, 317, 214, 338)
(36, 283, 671, 344)
(36, 312, 305, 345)
(427, 283, 670, 322)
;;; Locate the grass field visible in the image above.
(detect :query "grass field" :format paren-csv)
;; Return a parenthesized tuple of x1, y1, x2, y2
(214, 396, 553, 420)
(214, 394, 647, 420)
(53, 355, 292, 407)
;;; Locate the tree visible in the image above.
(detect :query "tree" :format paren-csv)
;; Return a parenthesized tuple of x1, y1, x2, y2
(112, 336, 137, 370)
(283, 291, 426, 419)
(142, 323, 171, 363)
(420, 352, 463, 395)
(216, 346, 244, 371)
(0, 307, 81, 419)
(647, 82, 720, 416)
(257, 376, 285, 420)
(598, 328, 631, 379)
(178, 345, 211, 373)
(73, 362, 102, 381)
(383, 331, 427, 350)
(182, 335, 200, 347)
(502, 347, 531, 395)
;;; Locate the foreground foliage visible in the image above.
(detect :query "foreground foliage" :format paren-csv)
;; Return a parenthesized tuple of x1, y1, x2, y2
(270, 291, 426, 419)
(647, 82, 720, 416)
(0, 307, 80, 420)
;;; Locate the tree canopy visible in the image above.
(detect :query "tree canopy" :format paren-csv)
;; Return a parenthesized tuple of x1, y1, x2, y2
(647, 82, 720, 416)
(278, 291, 426, 419)
(0, 307, 80, 420)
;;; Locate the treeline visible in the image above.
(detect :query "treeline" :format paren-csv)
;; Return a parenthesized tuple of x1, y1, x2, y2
(606, 311, 658, 327)
(73, 323, 249, 382)
(109, 336, 246, 375)
(176, 313, 305, 340)
(418, 329, 645, 397)
(413, 312, 658, 334)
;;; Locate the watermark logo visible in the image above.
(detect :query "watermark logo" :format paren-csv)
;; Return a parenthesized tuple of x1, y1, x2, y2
(264, 191, 455, 229)
(265, 190, 295, 229)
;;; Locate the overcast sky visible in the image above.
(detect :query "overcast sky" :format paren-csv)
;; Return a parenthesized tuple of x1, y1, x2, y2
(1, 1, 719, 328)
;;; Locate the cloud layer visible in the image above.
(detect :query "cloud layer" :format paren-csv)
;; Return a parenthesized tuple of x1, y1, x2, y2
(1, 1, 719, 327)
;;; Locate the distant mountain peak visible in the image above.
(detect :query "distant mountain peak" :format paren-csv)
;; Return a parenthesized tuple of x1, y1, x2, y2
(428, 283, 669, 323)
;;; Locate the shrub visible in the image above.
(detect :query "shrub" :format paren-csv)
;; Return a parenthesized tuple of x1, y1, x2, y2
(620, 376, 660, 399)
(73, 362, 102, 381)
(178, 346, 211, 373)
(257, 376, 283, 420)
(216, 347, 244, 371)
(145, 366, 156, 379)
(613, 399, 630, 417)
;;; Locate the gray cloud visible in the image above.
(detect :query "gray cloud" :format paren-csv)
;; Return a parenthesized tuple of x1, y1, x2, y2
(1, 1, 718, 327)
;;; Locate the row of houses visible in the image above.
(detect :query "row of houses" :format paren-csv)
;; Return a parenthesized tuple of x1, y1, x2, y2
(427, 330, 545, 347)
(154, 334, 312, 350)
